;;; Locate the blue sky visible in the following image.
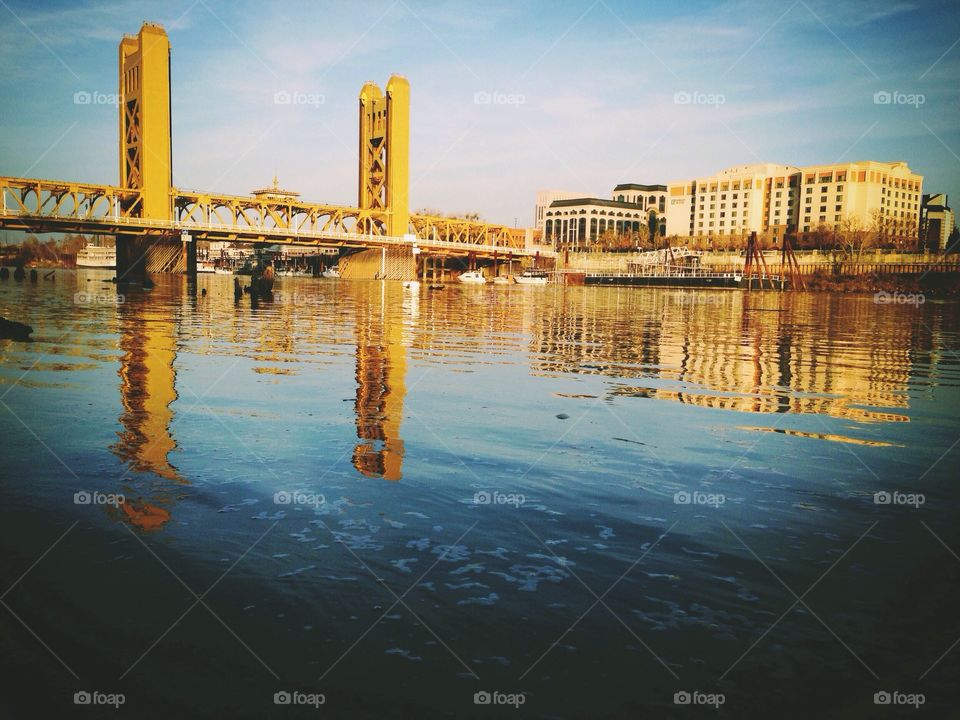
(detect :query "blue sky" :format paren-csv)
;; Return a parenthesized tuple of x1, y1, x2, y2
(1, 0, 958, 226)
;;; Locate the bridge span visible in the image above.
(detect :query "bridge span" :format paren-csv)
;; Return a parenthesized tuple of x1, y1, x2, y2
(0, 22, 548, 280)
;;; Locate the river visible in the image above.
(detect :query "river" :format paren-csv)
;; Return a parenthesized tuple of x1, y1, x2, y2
(1, 270, 958, 718)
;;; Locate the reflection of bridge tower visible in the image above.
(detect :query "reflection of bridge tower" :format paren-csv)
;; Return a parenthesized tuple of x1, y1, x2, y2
(352, 286, 407, 480)
(115, 23, 194, 280)
(112, 293, 183, 530)
(341, 76, 415, 280)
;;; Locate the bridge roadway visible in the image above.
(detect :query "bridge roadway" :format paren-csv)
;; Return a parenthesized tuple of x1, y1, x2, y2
(0, 176, 548, 259)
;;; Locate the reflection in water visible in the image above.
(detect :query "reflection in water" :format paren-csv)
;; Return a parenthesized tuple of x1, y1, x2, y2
(352, 285, 406, 481)
(111, 292, 183, 530)
(530, 291, 922, 423)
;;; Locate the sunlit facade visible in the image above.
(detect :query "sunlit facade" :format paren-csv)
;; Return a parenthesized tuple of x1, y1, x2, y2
(665, 161, 924, 243)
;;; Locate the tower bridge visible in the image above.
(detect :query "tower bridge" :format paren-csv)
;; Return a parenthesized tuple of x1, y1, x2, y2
(0, 22, 546, 280)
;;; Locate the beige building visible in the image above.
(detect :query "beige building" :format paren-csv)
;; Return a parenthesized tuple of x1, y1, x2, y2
(534, 190, 584, 231)
(612, 183, 667, 214)
(543, 197, 652, 250)
(539, 183, 667, 249)
(665, 160, 923, 243)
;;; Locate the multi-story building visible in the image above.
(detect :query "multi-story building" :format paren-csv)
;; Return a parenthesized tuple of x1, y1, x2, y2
(534, 190, 583, 231)
(665, 163, 798, 244)
(543, 197, 652, 250)
(665, 160, 923, 244)
(612, 183, 667, 214)
(539, 183, 667, 249)
(920, 193, 954, 251)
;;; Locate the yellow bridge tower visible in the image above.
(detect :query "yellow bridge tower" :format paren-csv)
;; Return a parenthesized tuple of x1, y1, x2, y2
(116, 23, 194, 280)
(340, 76, 416, 280)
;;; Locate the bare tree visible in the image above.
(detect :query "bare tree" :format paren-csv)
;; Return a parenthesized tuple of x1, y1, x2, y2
(834, 215, 875, 265)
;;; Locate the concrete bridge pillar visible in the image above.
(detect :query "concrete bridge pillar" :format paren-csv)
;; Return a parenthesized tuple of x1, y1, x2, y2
(116, 234, 187, 282)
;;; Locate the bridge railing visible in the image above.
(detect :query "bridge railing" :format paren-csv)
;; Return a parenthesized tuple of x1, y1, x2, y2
(1, 176, 539, 254)
(1, 176, 143, 220)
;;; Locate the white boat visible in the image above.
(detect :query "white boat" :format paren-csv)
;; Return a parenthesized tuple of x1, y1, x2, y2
(403, 280, 420, 290)
(321, 267, 340, 278)
(492, 276, 510, 285)
(76, 244, 116, 269)
(197, 259, 216, 273)
(458, 270, 486, 284)
(514, 269, 549, 285)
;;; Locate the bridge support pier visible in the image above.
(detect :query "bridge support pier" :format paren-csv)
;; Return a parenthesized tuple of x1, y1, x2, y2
(339, 247, 416, 280)
(116, 234, 189, 282)
(184, 236, 197, 276)
(116, 234, 147, 283)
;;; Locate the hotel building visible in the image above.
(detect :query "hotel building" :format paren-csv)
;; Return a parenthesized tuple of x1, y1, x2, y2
(665, 160, 923, 244)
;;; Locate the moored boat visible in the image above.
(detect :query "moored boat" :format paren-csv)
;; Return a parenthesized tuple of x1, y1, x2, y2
(514, 269, 549, 285)
(458, 270, 486, 284)
(76, 244, 116, 269)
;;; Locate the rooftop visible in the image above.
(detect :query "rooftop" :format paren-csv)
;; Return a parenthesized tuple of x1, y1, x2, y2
(613, 183, 667, 192)
(549, 197, 647, 210)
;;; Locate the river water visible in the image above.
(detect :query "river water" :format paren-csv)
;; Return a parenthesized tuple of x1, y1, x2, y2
(1, 270, 958, 718)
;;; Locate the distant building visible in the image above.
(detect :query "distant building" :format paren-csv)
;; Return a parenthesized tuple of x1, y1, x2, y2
(534, 190, 583, 231)
(665, 161, 923, 244)
(612, 183, 667, 214)
(251, 175, 301, 202)
(540, 183, 667, 249)
(920, 193, 954, 251)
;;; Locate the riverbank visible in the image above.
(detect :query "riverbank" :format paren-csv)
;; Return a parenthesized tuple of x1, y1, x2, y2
(804, 269, 960, 297)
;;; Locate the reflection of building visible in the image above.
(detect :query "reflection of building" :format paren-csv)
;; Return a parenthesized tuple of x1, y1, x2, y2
(111, 295, 183, 530)
(352, 286, 406, 480)
(529, 290, 917, 423)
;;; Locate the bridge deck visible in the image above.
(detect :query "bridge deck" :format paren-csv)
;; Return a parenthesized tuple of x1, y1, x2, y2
(0, 176, 549, 259)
